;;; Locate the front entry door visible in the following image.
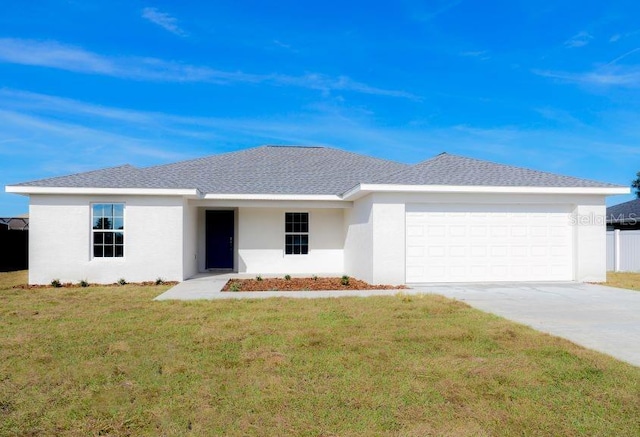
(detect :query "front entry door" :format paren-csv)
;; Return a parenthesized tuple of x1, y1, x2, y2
(205, 210, 234, 269)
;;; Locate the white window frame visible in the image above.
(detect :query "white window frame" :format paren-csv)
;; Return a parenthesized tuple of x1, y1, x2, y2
(284, 212, 309, 255)
(91, 203, 125, 259)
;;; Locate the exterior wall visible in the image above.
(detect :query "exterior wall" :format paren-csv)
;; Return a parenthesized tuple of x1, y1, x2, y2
(29, 195, 185, 284)
(572, 202, 607, 282)
(25, 191, 610, 285)
(344, 195, 374, 283)
(350, 192, 608, 284)
(236, 207, 345, 274)
(371, 194, 406, 285)
(182, 200, 198, 279)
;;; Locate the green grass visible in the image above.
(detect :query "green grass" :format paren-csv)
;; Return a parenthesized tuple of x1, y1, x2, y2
(606, 271, 640, 291)
(1, 270, 639, 436)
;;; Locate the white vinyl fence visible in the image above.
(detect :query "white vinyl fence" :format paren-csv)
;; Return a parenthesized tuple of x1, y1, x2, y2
(607, 230, 640, 272)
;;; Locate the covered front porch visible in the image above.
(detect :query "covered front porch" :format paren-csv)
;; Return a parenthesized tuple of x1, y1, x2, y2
(183, 200, 352, 279)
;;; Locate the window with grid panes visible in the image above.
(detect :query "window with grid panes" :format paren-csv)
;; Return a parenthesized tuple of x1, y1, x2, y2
(92, 203, 124, 258)
(285, 212, 308, 255)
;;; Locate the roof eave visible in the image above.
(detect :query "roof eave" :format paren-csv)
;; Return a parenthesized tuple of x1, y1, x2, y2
(342, 184, 630, 200)
(202, 193, 344, 201)
(5, 186, 201, 197)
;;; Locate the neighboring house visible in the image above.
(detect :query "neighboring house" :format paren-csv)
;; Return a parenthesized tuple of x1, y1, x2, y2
(0, 215, 29, 272)
(606, 198, 640, 230)
(5, 145, 628, 285)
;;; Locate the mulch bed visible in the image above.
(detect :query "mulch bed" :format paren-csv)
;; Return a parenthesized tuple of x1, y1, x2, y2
(222, 277, 406, 292)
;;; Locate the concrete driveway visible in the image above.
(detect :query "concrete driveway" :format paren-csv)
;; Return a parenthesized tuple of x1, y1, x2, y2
(417, 282, 640, 367)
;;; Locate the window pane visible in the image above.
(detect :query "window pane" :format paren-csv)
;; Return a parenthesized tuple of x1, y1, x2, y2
(104, 246, 114, 257)
(104, 232, 114, 244)
(114, 217, 124, 230)
(94, 217, 112, 229)
(115, 245, 124, 257)
(114, 232, 124, 244)
(93, 204, 104, 218)
(94, 232, 104, 244)
(113, 204, 124, 217)
(93, 245, 103, 258)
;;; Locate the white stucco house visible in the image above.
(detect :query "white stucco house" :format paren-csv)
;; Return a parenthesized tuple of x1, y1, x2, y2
(5, 145, 628, 285)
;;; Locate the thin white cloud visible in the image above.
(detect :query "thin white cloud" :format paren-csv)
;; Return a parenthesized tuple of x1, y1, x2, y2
(564, 31, 593, 48)
(0, 38, 115, 74)
(0, 38, 417, 99)
(459, 50, 490, 61)
(605, 47, 640, 66)
(608, 29, 640, 43)
(142, 7, 187, 36)
(533, 66, 640, 87)
(412, 0, 462, 22)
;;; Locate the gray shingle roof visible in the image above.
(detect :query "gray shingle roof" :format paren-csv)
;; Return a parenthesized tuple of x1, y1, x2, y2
(375, 153, 620, 188)
(143, 145, 408, 195)
(12, 146, 622, 195)
(14, 164, 189, 189)
(607, 198, 640, 223)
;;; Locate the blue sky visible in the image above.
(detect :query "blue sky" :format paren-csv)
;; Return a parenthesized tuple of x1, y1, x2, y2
(1, 0, 639, 215)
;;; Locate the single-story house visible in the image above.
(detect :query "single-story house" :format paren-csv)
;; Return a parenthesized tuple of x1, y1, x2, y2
(5, 145, 628, 285)
(607, 198, 640, 230)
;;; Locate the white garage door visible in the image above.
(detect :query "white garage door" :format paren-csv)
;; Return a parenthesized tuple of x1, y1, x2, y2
(406, 204, 573, 283)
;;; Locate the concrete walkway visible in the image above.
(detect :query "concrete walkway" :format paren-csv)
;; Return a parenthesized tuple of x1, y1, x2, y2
(416, 282, 640, 367)
(154, 273, 419, 300)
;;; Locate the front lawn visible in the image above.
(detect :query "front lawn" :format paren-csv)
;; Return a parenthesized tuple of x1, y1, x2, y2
(1, 270, 638, 436)
(606, 271, 640, 291)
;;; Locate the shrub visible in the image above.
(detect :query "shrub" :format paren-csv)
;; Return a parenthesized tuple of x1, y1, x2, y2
(117, 278, 127, 286)
(155, 277, 165, 285)
(312, 275, 318, 281)
(284, 274, 291, 281)
(79, 279, 89, 288)
(229, 281, 241, 292)
(341, 275, 350, 286)
(50, 279, 62, 288)
(256, 275, 263, 281)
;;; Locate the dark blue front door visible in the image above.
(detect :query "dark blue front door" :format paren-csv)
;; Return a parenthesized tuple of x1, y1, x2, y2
(206, 210, 234, 269)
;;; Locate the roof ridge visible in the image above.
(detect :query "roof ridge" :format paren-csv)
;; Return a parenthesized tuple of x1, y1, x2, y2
(264, 144, 324, 149)
(369, 152, 444, 184)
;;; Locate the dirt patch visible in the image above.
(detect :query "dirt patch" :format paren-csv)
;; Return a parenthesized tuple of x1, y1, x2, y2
(222, 277, 406, 292)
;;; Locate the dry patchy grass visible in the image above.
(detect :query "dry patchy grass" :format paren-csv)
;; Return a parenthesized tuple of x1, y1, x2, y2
(606, 271, 640, 291)
(0, 271, 639, 436)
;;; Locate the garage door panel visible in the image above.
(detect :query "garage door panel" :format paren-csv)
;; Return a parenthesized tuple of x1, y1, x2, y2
(406, 204, 573, 283)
